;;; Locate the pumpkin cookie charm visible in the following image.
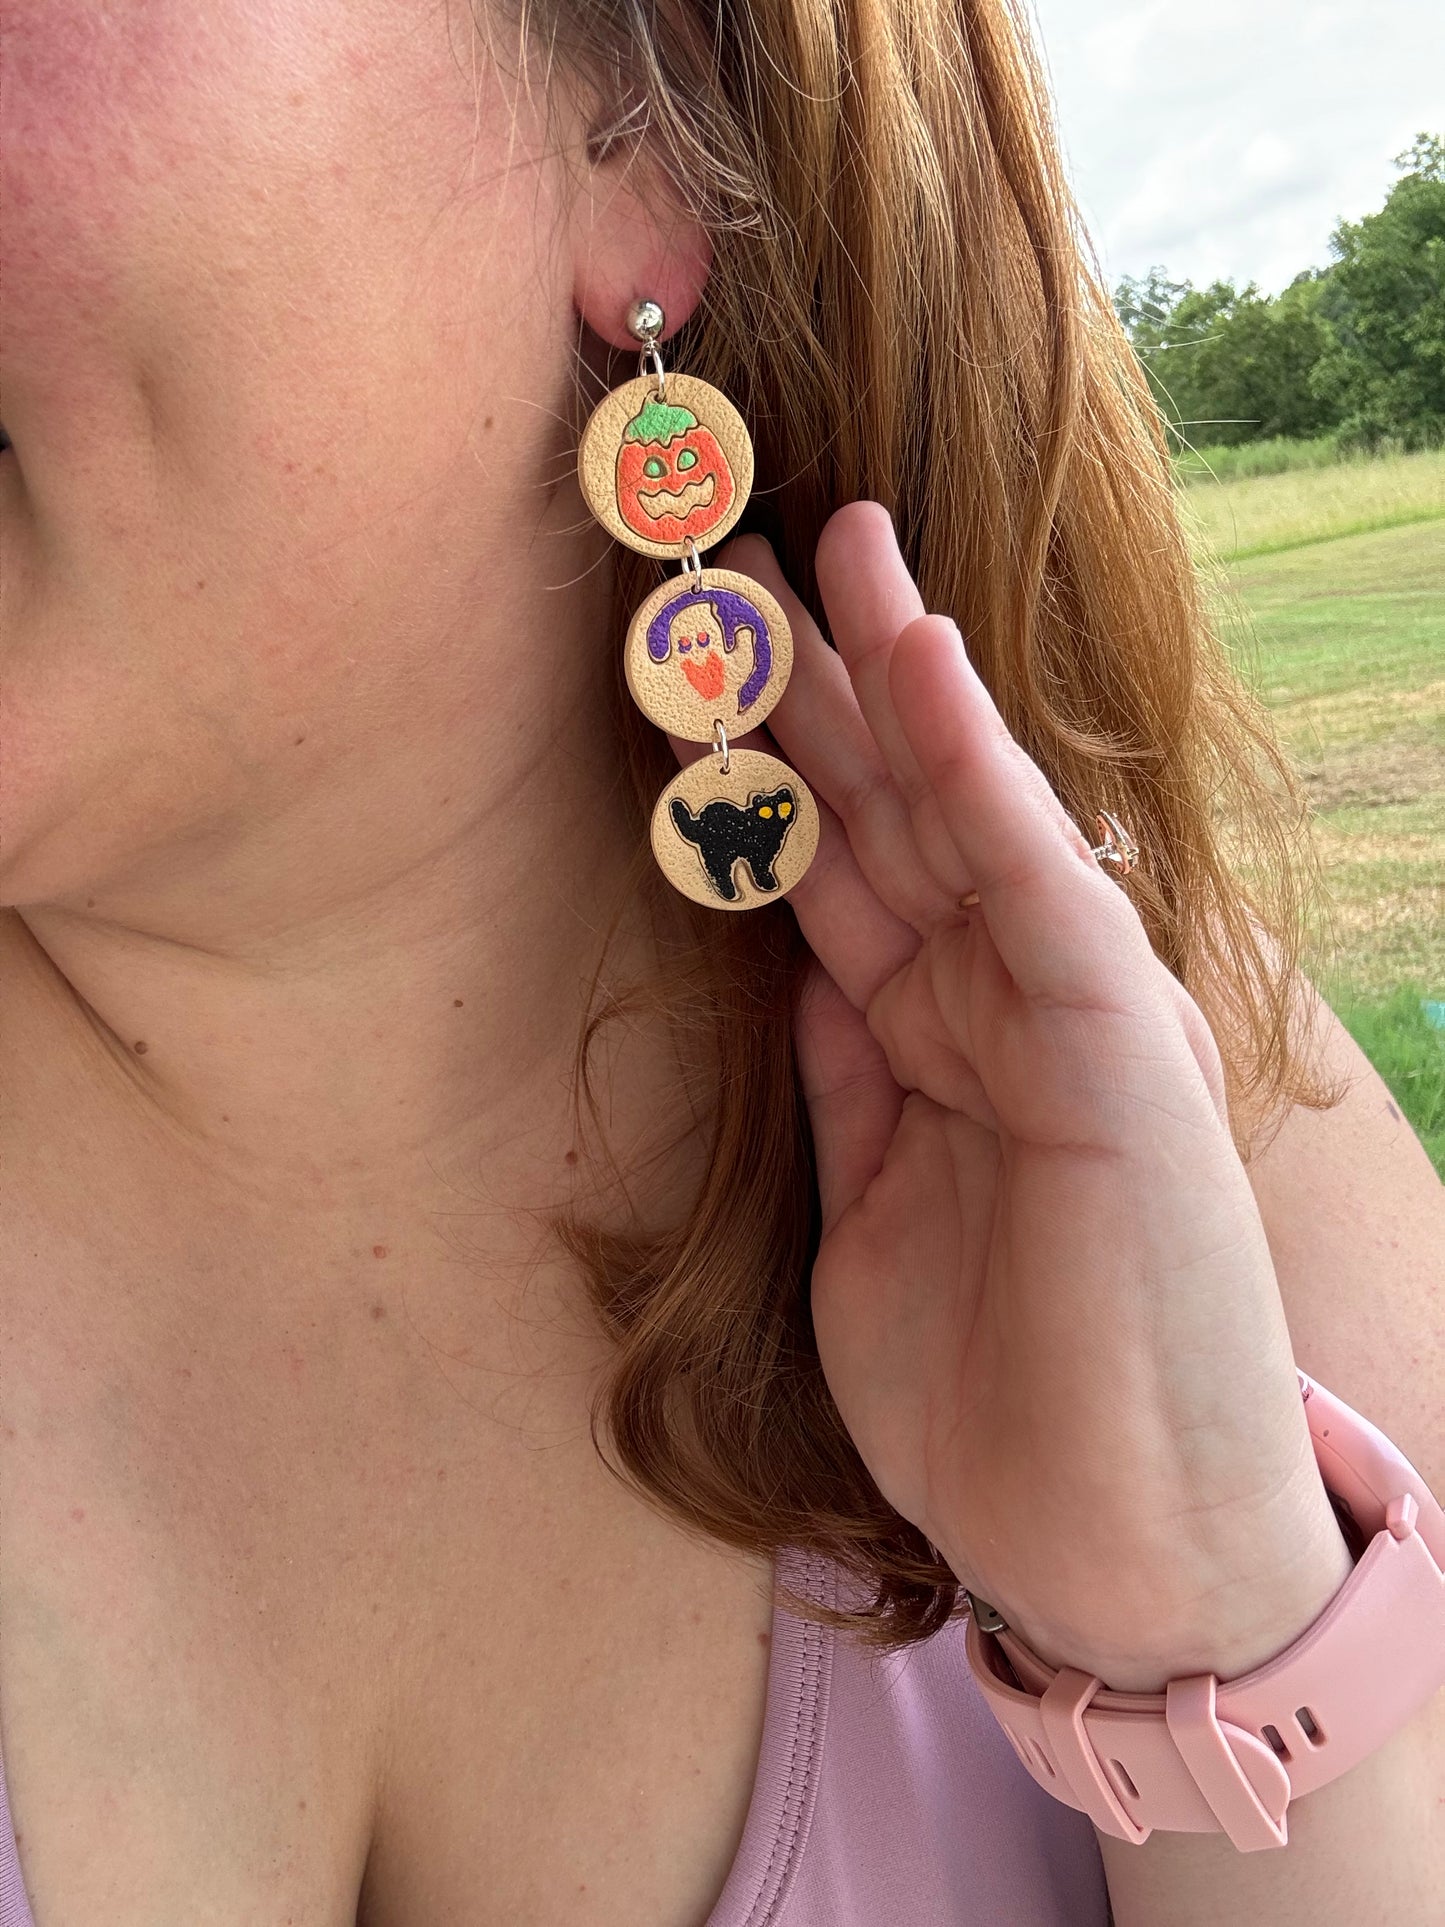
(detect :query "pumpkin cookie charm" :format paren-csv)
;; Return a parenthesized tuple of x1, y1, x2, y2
(616, 394, 735, 546)
(578, 372, 754, 560)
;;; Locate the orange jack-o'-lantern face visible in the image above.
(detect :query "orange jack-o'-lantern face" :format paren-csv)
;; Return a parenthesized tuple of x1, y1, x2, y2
(615, 399, 735, 545)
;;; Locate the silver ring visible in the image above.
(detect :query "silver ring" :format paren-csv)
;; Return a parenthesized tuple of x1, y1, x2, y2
(955, 810, 1140, 916)
(713, 718, 730, 773)
(1090, 811, 1139, 876)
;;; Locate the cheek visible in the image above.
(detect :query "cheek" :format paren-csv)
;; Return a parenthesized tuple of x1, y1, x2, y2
(1, 0, 520, 529)
(4, 5, 396, 474)
(0, 2, 568, 906)
(1, 6, 168, 469)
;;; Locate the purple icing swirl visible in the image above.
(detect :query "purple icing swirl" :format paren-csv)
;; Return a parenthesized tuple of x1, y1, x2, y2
(646, 586, 774, 713)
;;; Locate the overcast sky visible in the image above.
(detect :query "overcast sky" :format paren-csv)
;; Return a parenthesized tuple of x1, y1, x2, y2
(1026, 0, 1445, 295)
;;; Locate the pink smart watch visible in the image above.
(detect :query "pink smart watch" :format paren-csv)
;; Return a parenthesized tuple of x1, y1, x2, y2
(963, 1370, 1445, 1850)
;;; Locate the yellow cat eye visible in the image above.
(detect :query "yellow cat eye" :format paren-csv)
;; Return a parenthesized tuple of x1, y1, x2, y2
(758, 805, 774, 818)
(779, 801, 793, 817)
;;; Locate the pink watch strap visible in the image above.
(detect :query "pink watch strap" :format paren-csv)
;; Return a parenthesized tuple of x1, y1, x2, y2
(964, 1372, 1445, 1850)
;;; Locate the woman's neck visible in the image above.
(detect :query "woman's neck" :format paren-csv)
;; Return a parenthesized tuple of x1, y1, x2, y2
(0, 740, 691, 1290)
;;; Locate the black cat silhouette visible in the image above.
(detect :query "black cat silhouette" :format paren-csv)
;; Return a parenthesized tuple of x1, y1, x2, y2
(669, 785, 797, 901)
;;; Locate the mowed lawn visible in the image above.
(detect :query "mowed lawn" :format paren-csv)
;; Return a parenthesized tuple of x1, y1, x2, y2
(1184, 458, 1445, 1171)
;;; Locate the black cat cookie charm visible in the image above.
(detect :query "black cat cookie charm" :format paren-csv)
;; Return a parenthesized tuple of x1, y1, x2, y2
(576, 296, 819, 911)
(652, 736, 820, 911)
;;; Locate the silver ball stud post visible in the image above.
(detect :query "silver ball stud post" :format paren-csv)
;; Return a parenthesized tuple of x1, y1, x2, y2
(625, 298, 665, 345)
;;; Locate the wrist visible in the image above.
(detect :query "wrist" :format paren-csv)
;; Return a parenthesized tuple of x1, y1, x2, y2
(960, 1372, 1445, 1852)
(954, 1473, 1358, 1694)
(1000, 1520, 1356, 1693)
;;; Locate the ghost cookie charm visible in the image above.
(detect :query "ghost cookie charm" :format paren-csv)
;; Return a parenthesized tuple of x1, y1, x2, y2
(577, 300, 818, 911)
(622, 567, 793, 741)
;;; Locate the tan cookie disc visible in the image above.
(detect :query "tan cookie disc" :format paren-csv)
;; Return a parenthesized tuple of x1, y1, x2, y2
(578, 373, 754, 559)
(651, 748, 818, 911)
(624, 568, 793, 742)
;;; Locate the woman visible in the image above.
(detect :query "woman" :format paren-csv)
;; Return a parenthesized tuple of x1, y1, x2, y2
(0, 0, 1439, 1921)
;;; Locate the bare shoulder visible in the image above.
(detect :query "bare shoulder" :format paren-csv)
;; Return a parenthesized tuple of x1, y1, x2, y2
(1245, 981, 1443, 1489)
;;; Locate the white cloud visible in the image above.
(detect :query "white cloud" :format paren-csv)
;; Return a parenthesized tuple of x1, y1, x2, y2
(1026, 0, 1445, 292)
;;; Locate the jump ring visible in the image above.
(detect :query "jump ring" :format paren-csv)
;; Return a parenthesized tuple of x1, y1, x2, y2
(638, 342, 666, 399)
(713, 717, 730, 774)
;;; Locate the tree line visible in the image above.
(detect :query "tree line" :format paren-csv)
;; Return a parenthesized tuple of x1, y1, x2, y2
(1113, 133, 1445, 451)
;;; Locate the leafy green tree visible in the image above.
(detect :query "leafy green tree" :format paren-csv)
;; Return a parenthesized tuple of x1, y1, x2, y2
(1393, 132, 1445, 184)
(1182, 280, 1339, 443)
(1113, 269, 1192, 342)
(1115, 133, 1445, 451)
(1114, 273, 1338, 447)
(1310, 134, 1445, 445)
(1115, 273, 1232, 439)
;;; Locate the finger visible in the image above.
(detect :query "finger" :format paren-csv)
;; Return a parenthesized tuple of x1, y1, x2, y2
(887, 615, 1153, 1005)
(814, 503, 928, 789)
(794, 964, 905, 1234)
(863, 927, 1001, 1130)
(714, 532, 953, 929)
(786, 788, 920, 1010)
(664, 724, 918, 1011)
(814, 504, 975, 904)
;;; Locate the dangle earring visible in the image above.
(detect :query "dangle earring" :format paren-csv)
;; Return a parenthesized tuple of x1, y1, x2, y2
(576, 298, 819, 910)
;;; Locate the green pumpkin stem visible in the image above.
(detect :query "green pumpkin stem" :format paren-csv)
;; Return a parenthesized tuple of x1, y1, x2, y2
(623, 398, 699, 445)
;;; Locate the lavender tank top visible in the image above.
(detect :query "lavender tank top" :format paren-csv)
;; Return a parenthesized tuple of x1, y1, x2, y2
(0, 1548, 1107, 1925)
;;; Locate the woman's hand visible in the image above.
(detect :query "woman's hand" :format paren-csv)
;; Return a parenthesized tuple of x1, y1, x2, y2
(687, 502, 1352, 1694)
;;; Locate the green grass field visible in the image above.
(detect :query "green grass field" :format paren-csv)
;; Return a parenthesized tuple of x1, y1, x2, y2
(1185, 452, 1445, 1170)
(1182, 446, 1445, 560)
(1173, 431, 1440, 487)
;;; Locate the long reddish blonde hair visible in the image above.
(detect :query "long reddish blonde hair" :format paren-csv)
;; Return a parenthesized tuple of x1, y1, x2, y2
(493, 0, 1319, 1647)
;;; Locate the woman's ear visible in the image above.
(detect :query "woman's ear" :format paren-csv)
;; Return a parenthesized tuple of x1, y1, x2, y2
(569, 110, 713, 351)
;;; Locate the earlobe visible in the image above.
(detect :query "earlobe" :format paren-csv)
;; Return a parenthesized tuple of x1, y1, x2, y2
(570, 135, 713, 351)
